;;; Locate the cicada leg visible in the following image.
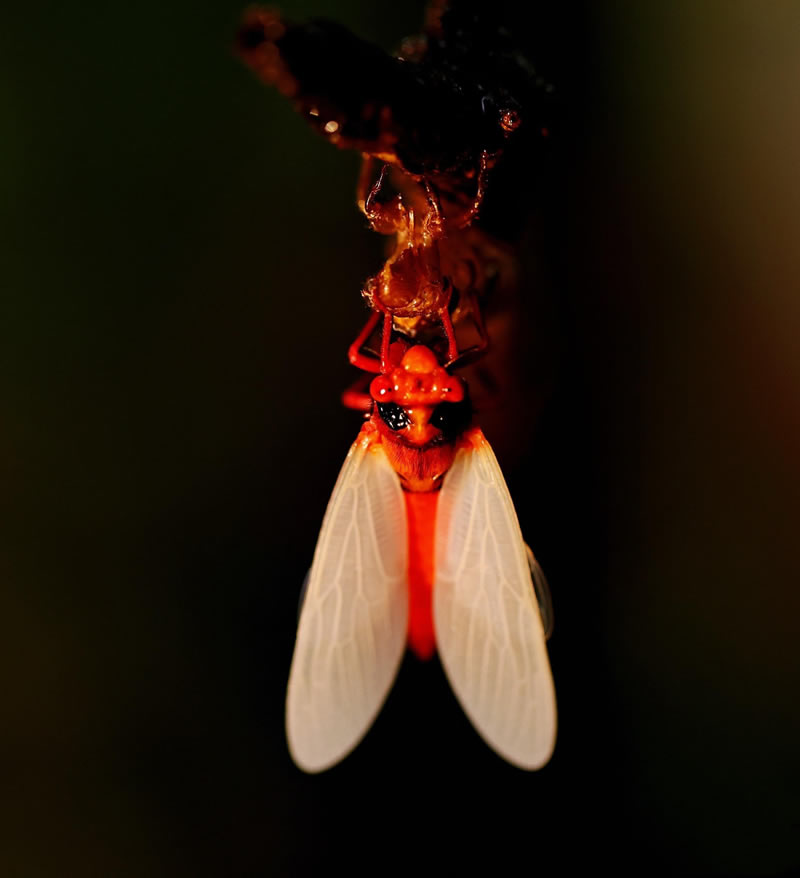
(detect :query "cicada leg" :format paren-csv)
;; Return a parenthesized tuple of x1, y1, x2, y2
(440, 306, 459, 365)
(379, 311, 393, 372)
(445, 288, 490, 369)
(347, 309, 395, 375)
(341, 372, 374, 411)
(348, 310, 382, 373)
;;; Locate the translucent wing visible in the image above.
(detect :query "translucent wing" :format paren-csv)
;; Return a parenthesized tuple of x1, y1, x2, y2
(526, 544, 554, 641)
(286, 431, 408, 773)
(434, 430, 557, 770)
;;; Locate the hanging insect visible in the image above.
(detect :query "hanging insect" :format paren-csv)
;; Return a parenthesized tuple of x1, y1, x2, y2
(237, 1, 558, 771)
(286, 337, 556, 772)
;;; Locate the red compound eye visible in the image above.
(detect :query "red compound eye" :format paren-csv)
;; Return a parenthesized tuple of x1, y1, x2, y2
(369, 374, 394, 401)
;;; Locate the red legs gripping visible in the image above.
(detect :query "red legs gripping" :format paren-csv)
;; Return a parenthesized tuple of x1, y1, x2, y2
(347, 310, 382, 373)
(380, 311, 393, 371)
(347, 309, 396, 374)
(343, 299, 391, 410)
(440, 289, 460, 365)
(419, 180, 459, 363)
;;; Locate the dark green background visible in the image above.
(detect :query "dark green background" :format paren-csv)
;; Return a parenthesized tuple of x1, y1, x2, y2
(2, 1, 799, 875)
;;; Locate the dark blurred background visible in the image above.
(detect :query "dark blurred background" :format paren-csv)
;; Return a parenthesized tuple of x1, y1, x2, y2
(2, 1, 800, 875)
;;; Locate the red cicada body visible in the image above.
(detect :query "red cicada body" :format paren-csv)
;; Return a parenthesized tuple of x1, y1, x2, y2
(286, 343, 556, 772)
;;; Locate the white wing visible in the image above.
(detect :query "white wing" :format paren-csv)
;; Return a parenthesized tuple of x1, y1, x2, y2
(434, 431, 557, 769)
(286, 432, 408, 772)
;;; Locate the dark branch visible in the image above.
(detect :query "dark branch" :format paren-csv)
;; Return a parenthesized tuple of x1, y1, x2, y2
(236, 5, 554, 181)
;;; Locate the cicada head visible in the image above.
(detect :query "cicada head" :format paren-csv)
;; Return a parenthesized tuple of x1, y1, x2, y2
(369, 345, 472, 491)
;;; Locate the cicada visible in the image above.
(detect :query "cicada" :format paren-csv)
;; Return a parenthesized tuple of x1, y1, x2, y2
(286, 342, 556, 772)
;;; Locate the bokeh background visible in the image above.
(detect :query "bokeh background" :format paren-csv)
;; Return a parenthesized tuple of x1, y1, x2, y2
(3, 1, 799, 875)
